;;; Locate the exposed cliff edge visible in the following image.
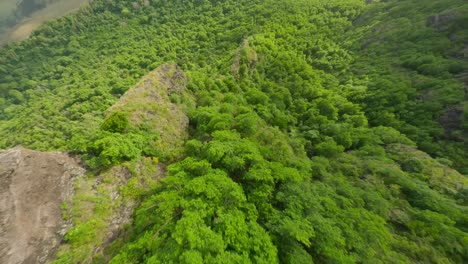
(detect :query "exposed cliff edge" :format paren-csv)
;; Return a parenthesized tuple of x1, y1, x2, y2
(49, 63, 191, 262)
(0, 147, 85, 264)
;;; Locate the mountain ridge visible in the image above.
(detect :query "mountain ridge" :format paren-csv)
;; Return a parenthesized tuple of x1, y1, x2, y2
(0, 0, 466, 263)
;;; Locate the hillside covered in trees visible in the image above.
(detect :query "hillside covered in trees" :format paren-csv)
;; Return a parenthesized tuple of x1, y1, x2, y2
(0, 0, 467, 263)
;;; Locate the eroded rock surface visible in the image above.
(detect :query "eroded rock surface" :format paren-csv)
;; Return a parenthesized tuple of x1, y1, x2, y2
(0, 147, 85, 264)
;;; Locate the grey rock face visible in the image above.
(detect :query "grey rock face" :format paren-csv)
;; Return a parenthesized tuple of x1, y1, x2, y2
(0, 147, 84, 264)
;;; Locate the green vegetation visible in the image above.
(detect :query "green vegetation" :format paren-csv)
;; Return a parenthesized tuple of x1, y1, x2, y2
(54, 159, 163, 263)
(349, 0, 468, 173)
(0, 0, 467, 263)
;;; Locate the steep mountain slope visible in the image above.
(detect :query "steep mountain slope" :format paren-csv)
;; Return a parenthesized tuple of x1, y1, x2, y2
(348, 0, 468, 173)
(51, 63, 190, 263)
(0, 0, 466, 263)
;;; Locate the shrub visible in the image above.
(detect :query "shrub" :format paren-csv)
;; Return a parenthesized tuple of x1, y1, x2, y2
(101, 112, 129, 133)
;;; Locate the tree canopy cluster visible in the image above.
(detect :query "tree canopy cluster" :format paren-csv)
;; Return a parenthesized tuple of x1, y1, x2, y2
(0, 0, 467, 263)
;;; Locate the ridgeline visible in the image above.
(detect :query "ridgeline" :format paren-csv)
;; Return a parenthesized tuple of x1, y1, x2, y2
(0, 0, 467, 263)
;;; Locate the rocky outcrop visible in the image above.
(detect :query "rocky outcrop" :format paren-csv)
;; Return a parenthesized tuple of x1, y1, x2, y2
(439, 105, 464, 141)
(426, 11, 459, 32)
(0, 64, 189, 263)
(0, 147, 85, 264)
(107, 63, 190, 158)
(231, 38, 258, 80)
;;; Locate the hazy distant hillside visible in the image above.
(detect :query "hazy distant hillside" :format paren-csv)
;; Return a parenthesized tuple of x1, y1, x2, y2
(0, 0, 17, 18)
(0, 0, 88, 44)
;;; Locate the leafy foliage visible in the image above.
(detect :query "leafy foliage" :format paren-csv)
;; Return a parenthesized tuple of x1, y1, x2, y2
(0, 0, 467, 263)
(101, 112, 129, 133)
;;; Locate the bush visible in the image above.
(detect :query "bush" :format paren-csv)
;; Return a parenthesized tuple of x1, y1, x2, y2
(314, 138, 344, 157)
(101, 112, 129, 133)
(400, 158, 423, 173)
(86, 132, 145, 168)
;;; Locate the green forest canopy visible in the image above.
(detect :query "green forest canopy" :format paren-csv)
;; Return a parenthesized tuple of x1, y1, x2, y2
(0, 0, 467, 263)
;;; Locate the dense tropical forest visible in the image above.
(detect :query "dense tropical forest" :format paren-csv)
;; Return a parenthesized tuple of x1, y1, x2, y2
(0, 0, 467, 263)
